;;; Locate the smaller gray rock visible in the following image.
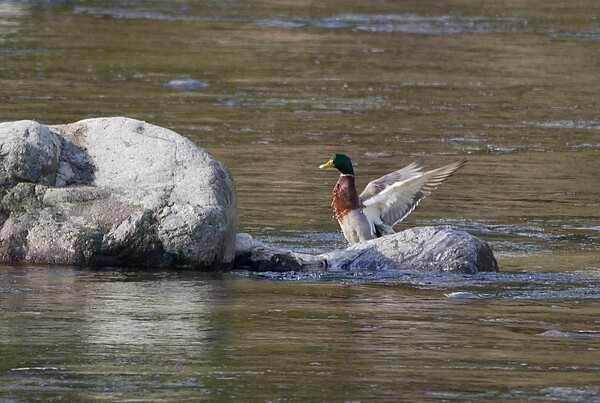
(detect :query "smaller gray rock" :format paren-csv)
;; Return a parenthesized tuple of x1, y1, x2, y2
(234, 226, 498, 274)
(326, 226, 498, 274)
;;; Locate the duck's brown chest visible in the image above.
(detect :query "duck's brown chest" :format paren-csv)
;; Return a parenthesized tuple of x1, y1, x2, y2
(332, 175, 361, 220)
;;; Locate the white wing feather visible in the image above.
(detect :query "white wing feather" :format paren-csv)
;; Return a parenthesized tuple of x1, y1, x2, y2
(361, 159, 466, 228)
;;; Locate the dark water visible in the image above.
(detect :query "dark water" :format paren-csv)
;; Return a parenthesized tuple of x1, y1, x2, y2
(1, 0, 600, 400)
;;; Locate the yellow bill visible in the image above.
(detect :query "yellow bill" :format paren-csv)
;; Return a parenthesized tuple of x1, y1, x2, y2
(319, 159, 335, 169)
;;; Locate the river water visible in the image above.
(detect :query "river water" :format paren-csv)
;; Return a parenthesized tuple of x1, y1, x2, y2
(1, 0, 600, 401)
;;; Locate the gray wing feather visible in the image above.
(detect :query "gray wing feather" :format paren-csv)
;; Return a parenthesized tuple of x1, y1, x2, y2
(363, 158, 467, 227)
(359, 160, 424, 201)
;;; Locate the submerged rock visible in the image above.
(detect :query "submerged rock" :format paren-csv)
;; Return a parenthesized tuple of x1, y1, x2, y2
(235, 226, 498, 274)
(235, 233, 305, 272)
(0, 118, 236, 268)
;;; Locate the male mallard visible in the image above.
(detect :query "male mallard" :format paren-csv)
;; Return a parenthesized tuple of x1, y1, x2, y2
(319, 154, 466, 244)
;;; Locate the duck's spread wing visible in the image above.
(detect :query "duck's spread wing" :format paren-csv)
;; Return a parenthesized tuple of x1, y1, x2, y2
(361, 159, 466, 227)
(359, 160, 424, 201)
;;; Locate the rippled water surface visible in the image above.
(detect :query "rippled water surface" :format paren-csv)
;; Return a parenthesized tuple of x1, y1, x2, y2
(1, 0, 600, 400)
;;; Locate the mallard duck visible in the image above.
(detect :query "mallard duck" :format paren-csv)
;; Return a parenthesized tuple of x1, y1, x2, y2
(319, 154, 466, 244)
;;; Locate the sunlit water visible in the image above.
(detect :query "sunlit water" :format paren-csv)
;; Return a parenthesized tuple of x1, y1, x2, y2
(1, 0, 600, 401)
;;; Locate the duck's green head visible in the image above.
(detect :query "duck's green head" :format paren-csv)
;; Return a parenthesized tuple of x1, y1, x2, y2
(319, 154, 355, 175)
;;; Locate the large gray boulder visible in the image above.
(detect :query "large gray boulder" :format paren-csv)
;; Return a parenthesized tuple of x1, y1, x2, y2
(235, 226, 498, 274)
(0, 118, 236, 268)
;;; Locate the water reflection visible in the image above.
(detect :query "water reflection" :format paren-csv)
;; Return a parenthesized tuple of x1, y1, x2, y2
(74, 7, 531, 35)
(1, 266, 600, 400)
(0, 2, 28, 41)
(79, 276, 215, 347)
(70, 4, 600, 41)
